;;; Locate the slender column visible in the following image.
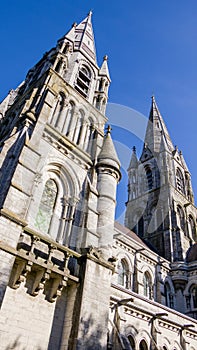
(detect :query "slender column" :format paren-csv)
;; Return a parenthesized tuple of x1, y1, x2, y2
(68, 111, 78, 141)
(78, 122, 87, 147)
(63, 197, 79, 246)
(56, 196, 69, 244)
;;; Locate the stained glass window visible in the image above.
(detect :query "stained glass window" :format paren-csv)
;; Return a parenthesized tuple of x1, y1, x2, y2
(35, 179, 57, 233)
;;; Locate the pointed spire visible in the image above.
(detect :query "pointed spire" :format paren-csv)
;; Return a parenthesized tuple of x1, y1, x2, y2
(99, 55, 111, 81)
(128, 146, 138, 170)
(143, 96, 174, 153)
(97, 125, 120, 169)
(64, 12, 97, 64)
(63, 22, 76, 42)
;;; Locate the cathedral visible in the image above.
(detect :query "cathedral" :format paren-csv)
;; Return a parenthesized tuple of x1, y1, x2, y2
(0, 12, 197, 350)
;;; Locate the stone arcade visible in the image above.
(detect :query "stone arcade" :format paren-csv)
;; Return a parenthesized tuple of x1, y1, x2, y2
(0, 12, 197, 350)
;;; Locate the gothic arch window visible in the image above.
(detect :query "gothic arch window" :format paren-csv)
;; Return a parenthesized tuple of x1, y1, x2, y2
(138, 216, 144, 237)
(128, 335, 135, 349)
(156, 208, 163, 231)
(190, 284, 197, 309)
(143, 271, 152, 299)
(188, 215, 196, 241)
(117, 259, 129, 289)
(177, 205, 185, 231)
(35, 179, 58, 234)
(176, 168, 185, 194)
(75, 65, 91, 98)
(164, 282, 174, 308)
(145, 167, 153, 190)
(139, 339, 148, 350)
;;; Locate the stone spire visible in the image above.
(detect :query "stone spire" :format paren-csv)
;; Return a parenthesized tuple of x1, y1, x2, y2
(128, 146, 138, 170)
(99, 55, 111, 81)
(97, 125, 121, 170)
(143, 96, 174, 154)
(64, 11, 97, 64)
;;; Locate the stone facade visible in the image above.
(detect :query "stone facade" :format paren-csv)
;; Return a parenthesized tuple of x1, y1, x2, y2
(0, 11, 196, 350)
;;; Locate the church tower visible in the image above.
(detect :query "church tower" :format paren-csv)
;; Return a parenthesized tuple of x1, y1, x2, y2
(0, 11, 120, 254)
(125, 96, 197, 262)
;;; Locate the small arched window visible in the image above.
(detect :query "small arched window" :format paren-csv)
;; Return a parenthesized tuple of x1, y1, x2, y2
(156, 208, 163, 231)
(117, 259, 129, 289)
(188, 215, 196, 241)
(35, 179, 58, 234)
(75, 65, 91, 98)
(145, 167, 153, 190)
(176, 168, 185, 194)
(138, 216, 144, 237)
(164, 282, 174, 308)
(139, 339, 148, 350)
(190, 285, 197, 309)
(143, 272, 152, 299)
(128, 335, 135, 349)
(177, 205, 185, 231)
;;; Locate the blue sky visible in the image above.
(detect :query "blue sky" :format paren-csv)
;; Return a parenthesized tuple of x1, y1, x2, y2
(1, 1, 197, 220)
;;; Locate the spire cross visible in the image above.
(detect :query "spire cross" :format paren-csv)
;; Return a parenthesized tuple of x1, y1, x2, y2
(88, 10, 93, 17)
(106, 125, 112, 134)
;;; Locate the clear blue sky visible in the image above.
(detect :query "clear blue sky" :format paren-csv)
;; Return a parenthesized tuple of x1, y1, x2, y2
(1, 1, 197, 220)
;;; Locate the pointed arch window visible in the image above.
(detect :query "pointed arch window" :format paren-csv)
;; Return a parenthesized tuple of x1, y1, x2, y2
(145, 167, 153, 190)
(156, 208, 163, 231)
(117, 259, 129, 289)
(177, 205, 185, 231)
(138, 216, 144, 237)
(128, 335, 135, 350)
(188, 215, 196, 241)
(35, 179, 58, 234)
(190, 285, 197, 309)
(139, 340, 148, 350)
(164, 282, 174, 308)
(143, 272, 152, 299)
(176, 168, 185, 194)
(75, 65, 91, 98)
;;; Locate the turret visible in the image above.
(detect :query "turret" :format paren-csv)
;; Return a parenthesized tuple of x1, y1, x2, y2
(127, 146, 138, 202)
(96, 126, 121, 258)
(125, 96, 197, 262)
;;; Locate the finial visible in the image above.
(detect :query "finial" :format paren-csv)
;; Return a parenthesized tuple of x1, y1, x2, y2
(88, 10, 93, 18)
(72, 22, 77, 28)
(151, 94, 155, 102)
(106, 125, 112, 134)
(132, 146, 136, 154)
(103, 55, 108, 61)
(175, 145, 178, 151)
